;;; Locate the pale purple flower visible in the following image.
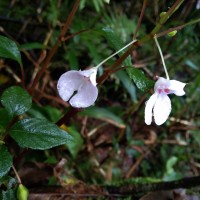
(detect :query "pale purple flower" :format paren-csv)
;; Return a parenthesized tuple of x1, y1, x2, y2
(145, 77, 186, 125)
(57, 67, 98, 108)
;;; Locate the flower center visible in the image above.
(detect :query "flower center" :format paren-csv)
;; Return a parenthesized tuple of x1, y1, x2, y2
(157, 84, 170, 94)
(164, 88, 170, 93)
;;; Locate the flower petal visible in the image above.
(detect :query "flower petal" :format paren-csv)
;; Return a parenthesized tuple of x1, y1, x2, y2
(79, 67, 97, 86)
(154, 94, 171, 125)
(154, 77, 167, 91)
(69, 81, 98, 108)
(57, 71, 83, 101)
(145, 93, 158, 125)
(168, 80, 186, 96)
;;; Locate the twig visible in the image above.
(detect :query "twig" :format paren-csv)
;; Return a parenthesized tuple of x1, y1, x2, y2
(133, 0, 147, 39)
(156, 17, 200, 38)
(30, 0, 80, 93)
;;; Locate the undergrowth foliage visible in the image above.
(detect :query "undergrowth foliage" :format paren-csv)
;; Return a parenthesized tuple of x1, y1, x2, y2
(0, 0, 200, 199)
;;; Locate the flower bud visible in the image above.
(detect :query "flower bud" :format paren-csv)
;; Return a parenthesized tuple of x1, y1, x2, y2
(17, 184, 29, 200)
(160, 12, 167, 18)
(167, 30, 177, 37)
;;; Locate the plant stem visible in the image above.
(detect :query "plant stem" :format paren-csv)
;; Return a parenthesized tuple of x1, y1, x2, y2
(95, 40, 137, 69)
(12, 165, 22, 184)
(149, 0, 185, 36)
(133, 0, 147, 39)
(97, 41, 139, 84)
(156, 17, 200, 38)
(154, 36, 170, 80)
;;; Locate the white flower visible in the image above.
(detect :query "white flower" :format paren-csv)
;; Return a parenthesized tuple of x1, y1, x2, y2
(145, 77, 186, 125)
(57, 67, 98, 108)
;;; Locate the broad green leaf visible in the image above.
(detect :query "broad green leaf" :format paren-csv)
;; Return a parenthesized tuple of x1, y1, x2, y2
(1, 177, 17, 200)
(127, 68, 154, 92)
(0, 145, 13, 178)
(116, 70, 137, 102)
(0, 35, 22, 65)
(1, 86, 32, 116)
(66, 127, 84, 159)
(19, 42, 46, 50)
(2, 190, 16, 200)
(27, 104, 62, 122)
(10, 118, 73, 150)
(80, 107, 125, 128)
(0, 176, 17, 189)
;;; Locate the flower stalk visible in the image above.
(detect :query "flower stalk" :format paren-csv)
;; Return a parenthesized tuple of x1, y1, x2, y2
(94, 40, 137, 69)
(154, 36, 170, 80)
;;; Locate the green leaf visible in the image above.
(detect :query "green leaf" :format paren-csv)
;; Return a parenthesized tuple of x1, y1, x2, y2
(1, 177, 17, 200)
(80, 106, 125, 128)
(2, 189, 16, 200)
(10, 118, 73, 150)
(116, 70, 137, 102)
(1, 86, 32, 116)
(19, 42, 46, 50)
(101, 27, 132, 66)
(0, 35, 22, 65)
(127, 68, 154, 92)
(66, 127, 84, 159)
(0, 145, 13, 178)
(27, 104, 62, 122)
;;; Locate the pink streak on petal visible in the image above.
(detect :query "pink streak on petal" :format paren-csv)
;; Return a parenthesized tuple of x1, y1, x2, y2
(154, 94, 171, 125)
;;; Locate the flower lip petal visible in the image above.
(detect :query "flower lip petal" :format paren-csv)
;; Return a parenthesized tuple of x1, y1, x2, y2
(153, 94, 171, 125)
(168, 80, 186, 96)
(57, 71, 83, 102)
(69, 81, 98, 108)
(145, 93, 158, 125)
